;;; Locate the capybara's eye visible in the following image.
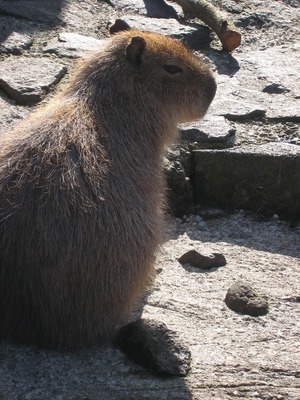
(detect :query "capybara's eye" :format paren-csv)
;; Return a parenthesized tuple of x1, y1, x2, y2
(163, 65, 183, 74)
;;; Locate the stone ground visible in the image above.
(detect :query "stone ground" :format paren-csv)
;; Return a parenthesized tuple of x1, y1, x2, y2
(0, 0, 299, 399)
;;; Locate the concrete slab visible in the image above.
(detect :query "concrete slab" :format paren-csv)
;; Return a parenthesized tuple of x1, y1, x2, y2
(194, 142, 300, 219)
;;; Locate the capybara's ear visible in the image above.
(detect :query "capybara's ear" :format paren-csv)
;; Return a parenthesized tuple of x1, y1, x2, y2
(109, 19, 131, 35)
(126, 36, 146, 66)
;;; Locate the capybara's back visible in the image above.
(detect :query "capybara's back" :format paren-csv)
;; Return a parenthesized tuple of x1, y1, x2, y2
(0, 21, 216, 350)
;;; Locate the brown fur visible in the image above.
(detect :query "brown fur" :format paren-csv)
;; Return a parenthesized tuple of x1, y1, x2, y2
(0, 24, 216, 350)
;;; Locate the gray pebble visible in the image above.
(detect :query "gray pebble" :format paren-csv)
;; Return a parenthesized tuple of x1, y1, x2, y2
(225, 281, 269, 316)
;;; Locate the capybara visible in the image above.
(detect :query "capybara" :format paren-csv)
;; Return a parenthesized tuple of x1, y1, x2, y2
(0, 20, 216, 350)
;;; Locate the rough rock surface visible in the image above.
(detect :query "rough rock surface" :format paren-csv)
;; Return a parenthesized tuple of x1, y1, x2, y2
(0, 96, 29, 134)
(164, 156, 194, 217)
(117, 319, 191, 377)
(0, 212, 299, 399)
(225, 281, 269, 316)
(44, 32, 106, 58)
(209, 46, 300, 124)
(0, 57, 67, 104)
(0, 31, 33, 55)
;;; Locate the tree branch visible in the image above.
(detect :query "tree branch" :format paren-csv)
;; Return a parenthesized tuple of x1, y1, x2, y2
(173, 0, 241, 52)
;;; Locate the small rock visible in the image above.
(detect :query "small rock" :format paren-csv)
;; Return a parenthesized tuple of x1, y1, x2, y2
(178, 249, 226, 270)
(225, 281, 269, 316)
(0, 57, 67, 105)
(117, 319, 191, 377)
(262, 83, 290, 94)
(196, 206, 229, 220)
(0, 31, 33, 55)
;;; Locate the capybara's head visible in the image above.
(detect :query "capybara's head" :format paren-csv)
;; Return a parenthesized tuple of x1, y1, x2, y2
(68, 20, 216, 125)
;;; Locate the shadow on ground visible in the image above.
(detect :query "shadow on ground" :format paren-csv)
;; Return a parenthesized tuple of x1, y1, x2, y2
(167, 212, 300, 259)
(0, 339, 192, 400)
(143, 0, 179, 18)
(0, 0, 66, 42)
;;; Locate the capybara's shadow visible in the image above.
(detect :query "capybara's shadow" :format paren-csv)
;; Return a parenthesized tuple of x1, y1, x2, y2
(0, 340, 193, 399)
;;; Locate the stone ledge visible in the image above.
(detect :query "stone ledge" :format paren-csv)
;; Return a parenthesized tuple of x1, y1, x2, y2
(0, 57, 67, 105)
(193, 142, 300, 219)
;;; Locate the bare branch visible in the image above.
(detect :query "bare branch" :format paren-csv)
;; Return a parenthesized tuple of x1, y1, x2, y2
(173, 0, 241, 52)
